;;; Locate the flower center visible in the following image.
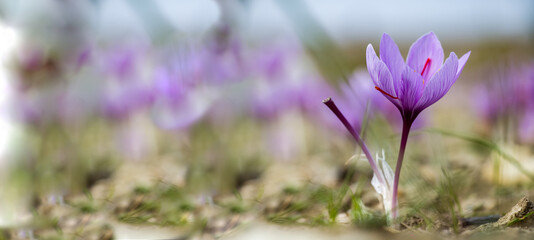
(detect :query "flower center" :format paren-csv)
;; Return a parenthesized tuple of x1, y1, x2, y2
(375, 86, 399, 99)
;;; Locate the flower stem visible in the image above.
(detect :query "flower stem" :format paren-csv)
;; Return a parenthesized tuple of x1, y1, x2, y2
(391, 119, 413, 219)
(322, 98, 384, 185)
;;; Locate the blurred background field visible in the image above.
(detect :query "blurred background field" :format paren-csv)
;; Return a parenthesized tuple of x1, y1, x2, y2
(0, 0, 534, 239)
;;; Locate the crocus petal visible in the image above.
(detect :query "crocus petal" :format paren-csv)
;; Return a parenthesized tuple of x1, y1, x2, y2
(456, 51, 471, 79)
(380, 33, 404, 95)
(366, 44, 382, 87)
(399, 65, 424, 111)
(367, 44, 400, 108)
(371, 150, 395, 220)
(406, 32, 444, 81)
(414, 52, 459, 112)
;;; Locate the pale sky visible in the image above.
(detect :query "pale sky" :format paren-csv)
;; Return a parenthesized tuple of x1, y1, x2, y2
(2, 0, 533, 44)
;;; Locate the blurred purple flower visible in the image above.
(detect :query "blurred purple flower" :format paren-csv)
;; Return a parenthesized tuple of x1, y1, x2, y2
(150, 44, 216, 130)
(101, 45, 145, 80)
(297, 77, 342, 129)
(249, 43, 298, 81)
(251, 80, 301, 120)
(12, 86, 79, 127)
(474, 65, 519, 123)
(13, 93, 45, 126)
(101, 86, 155, 121)
(94, 43, 155, 121)
(475, 62, 534, 144)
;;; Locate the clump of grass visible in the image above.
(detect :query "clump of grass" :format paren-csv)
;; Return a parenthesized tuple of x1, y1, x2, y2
(282, 186, 301, 195)
(438, 168, 463, 233)
(160, 185, 186, 200)
(288, 201, 309, 212)
(349, 188, 388, 228)
(161, 213, 188, 226)
(264, 184, 324, 226)
(268, 182, 389, 228)
(117, 182, 195, 226)
(178, 202, 195, 212)
(133, 185, 151, 195)
(227, 202, 247, 214)
(118, 215, 152, 224)
(77, 201, 99, 214)
(326, 183, 350, 223)
(268, 215, 300, 225)
(426, 128, 534, 181)
(71, 192, 100, 214)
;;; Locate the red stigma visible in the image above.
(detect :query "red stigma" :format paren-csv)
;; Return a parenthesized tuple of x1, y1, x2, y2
(421, 58, 431, 76)
(375, 86, 399, 99)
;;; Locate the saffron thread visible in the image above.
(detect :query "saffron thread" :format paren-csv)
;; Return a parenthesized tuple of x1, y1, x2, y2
(375, 86, 399, 99)
(421, 58, 432, 76)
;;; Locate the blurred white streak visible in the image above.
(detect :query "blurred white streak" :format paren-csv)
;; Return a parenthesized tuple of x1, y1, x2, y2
(0, 21, 26, 227)
(0, 22, 18, 168)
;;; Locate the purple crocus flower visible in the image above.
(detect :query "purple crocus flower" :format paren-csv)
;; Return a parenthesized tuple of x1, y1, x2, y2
(366, 32, 470, 219)
(367, 32, 470, 122)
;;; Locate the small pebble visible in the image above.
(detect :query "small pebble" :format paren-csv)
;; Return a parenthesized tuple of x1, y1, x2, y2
(336, 213, 351, 224)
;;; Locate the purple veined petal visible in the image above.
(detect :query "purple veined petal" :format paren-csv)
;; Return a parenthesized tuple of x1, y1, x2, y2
(366, 44, 380, 87)
(456, 51, 471, 79)
(414, 52, 459, 112)
(406, 32, 444, 81)
(399, 65, 424, 111)
(380, 33, 405, 95)
(367, 44, 400, 108)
